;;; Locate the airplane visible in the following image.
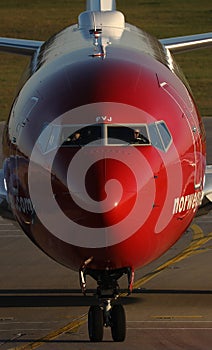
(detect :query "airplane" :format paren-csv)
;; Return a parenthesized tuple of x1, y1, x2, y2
(0, 0, 212, 343)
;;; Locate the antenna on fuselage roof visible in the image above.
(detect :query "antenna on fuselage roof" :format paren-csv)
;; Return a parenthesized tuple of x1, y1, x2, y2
(86, 0, 116, 11)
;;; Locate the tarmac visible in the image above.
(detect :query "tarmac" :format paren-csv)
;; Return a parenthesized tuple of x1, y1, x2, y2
(0, 118, 211, 350)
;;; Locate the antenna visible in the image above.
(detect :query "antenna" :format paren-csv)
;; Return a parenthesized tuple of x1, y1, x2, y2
(86, 0, 116, 11)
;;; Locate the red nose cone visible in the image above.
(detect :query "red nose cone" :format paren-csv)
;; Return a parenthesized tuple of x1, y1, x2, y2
(57, 147, 138, 228)
(84, 156, 137, 226)
(52, 145, 155, 250)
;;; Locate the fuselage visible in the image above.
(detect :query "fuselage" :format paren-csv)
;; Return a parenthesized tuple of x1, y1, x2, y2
(3, 13, 206, 272)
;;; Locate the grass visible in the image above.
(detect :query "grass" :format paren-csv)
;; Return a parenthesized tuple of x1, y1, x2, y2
(0, 0, 211, 121)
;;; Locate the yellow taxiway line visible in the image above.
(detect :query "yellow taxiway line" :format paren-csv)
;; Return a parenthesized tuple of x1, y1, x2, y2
(11, 314, 87, 350)
(132, 225, 212, 290)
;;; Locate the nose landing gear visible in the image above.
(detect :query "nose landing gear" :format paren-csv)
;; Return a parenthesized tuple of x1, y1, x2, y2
(79, 265, 134, 342)
(88, 300, 126, 342)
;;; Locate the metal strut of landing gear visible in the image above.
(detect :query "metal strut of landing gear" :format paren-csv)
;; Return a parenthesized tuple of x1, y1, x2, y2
(79, 264, 134, 342)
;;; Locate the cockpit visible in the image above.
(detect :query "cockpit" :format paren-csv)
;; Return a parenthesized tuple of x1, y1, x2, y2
(38, 122, 172, 153)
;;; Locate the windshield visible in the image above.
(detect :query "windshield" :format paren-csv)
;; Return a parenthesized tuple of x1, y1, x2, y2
(38, 122, 172, 153)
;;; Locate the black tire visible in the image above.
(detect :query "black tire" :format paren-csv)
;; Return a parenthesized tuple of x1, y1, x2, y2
(111, 304, 126, 342)
(88, 305, 104, 342)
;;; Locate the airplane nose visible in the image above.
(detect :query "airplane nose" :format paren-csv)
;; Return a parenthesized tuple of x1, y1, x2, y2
(52, 145, 155, 237)
(44, 144, 156, 249)
(66, 148, 138, 227)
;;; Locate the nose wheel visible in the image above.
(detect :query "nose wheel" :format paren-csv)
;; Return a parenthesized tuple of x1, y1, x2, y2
(88, 302, 126, 342)
(110, 303, 126, 342)
(88, 305, 104, 342)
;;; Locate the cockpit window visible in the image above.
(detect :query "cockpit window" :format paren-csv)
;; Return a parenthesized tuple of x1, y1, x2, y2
(38, 121, 172, 153)
(108, 126, 131, 144)
(108, 125, 150, 145)
(38, 124, 60, 153)
(157, 122, 172, 149)
(62, 125, 101, 146)
(148, 121, 172, 151)
(148, 124, 164, 151)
